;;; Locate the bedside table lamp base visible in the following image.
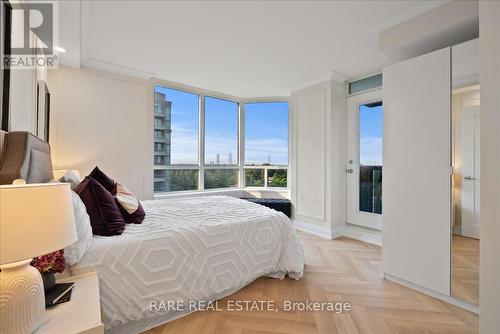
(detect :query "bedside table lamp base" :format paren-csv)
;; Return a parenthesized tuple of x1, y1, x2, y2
(0, 259, 46, 334)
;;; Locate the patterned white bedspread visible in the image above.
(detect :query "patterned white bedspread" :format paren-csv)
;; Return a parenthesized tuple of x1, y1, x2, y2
(72, 196, 304, 334)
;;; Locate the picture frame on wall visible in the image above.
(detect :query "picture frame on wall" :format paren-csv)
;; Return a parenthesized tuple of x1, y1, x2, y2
(1, 0, 12, 131)
(36, 80, 50, 142)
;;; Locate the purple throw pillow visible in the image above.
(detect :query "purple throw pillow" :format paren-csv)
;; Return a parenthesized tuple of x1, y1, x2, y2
(88, 166, 145, 225)
(88, 166, 115, 192)
(74, 177, 126, 236)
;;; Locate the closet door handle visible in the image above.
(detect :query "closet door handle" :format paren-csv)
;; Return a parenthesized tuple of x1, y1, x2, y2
(346, 169, 354, 174)
(464, 176, 477, 181)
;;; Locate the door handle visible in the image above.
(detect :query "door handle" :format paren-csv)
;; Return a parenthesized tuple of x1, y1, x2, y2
(464, 176, 477, 181)
(346, 169, 354, 174)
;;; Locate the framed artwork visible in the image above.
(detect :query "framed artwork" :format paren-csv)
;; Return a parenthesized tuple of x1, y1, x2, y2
(1, 0, 12, 131)
(36, 81, 50, 142)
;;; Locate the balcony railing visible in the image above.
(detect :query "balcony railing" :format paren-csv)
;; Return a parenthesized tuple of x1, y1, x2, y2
(154, 151, 168, 156)
(244, 166, 288, 188)
(154, 123, 170, 130)
(359, 165, 382, 214)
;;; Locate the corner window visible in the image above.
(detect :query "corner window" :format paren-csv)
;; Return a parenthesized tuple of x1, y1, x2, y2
(153, 85, 288, 193)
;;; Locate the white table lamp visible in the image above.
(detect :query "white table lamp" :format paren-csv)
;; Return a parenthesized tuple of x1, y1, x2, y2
(0, 182, 77, 334)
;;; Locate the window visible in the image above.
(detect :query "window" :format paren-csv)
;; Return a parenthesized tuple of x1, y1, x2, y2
(203, 96, 239, 189)
(204, 97, 238, 165)
(245, 169, 264, 187)
(244, 102, 288, 187)
(348, 74, 382, 95)
(153, 85, 289, 193)
(204, 169, 238, 189)
(154, 169, 198, 193)
(267, 169, 288, 187)
(154, 86, 199, 192)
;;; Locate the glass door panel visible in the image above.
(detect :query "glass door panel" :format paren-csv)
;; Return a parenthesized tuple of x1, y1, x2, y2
(347, 89, 383, 230)
(359, 102, 383, 214)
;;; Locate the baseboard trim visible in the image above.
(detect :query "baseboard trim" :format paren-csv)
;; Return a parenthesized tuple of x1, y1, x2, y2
(384, 274, 479, 314)
(293, 221, 382, 245)
(342, 225, 382, 246)
(331, 226, 344, 239)
(293, 220, 332, 239)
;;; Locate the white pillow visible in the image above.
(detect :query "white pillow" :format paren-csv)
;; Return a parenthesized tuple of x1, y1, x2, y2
(64, 191, 93, 265)
(59, 170, 82, 190)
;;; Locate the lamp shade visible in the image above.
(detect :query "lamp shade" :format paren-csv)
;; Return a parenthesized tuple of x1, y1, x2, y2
(0, 183, 77, 265)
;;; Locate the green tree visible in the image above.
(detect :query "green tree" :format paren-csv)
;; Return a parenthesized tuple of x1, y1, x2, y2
(245, 169, 264, 187)
(170, 170, 198, 191)
(268, 169, 287, 187)
(204, 169, 238, 189)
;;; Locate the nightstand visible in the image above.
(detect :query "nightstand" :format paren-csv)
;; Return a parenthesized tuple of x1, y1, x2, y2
(34, 271, 104, 334)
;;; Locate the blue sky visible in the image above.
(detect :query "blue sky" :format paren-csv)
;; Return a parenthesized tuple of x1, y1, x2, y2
(359, 104, 383, 166)
(154, 86, 288, 165)
(245, 102, 288, 165)
(205, 97, 238, 165)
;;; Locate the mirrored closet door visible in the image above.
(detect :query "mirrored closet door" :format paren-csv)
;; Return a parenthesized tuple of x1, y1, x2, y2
(451, 38, 480, 306)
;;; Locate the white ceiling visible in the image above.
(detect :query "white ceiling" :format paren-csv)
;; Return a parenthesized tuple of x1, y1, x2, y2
(67, 0, 449, 97)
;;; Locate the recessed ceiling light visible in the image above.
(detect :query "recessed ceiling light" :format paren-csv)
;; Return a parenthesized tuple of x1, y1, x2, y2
(54, 46, 67, 53)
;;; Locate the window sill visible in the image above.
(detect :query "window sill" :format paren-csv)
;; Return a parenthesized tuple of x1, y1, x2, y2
(154, 188, 241, 200)
(153, 187, 289, 200)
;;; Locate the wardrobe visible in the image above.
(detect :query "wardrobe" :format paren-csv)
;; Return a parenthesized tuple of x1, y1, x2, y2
(382, 39, 480, 310)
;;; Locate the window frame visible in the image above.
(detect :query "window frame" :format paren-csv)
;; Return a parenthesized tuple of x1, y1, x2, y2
(203, 95, 240, 167)
(243, 165, 289, 189)
(152, 80, 289, 195)
(242, 100, 290, 190)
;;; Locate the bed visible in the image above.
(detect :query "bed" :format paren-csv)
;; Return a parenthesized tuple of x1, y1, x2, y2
(74, 196, 304, 333)
(0, 131, 305, 334)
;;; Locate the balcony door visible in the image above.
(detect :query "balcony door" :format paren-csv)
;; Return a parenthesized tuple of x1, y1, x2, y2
(347, 89, 383, 230)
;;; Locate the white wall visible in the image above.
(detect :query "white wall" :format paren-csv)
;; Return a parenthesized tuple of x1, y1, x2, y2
(452, 39, 479, 88)
(293, 82, 328, 223)
(479, 1, 500, 332)
(330, 80, 347, 237)
(47, 66, 151, 199)
(9, 69, 36, 132)
(290, 79, 346, 238)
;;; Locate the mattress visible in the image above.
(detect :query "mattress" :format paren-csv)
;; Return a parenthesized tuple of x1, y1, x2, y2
(72, 195, 304, 334)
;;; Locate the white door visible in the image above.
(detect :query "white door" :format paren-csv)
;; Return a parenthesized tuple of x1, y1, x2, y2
(461, 106, 480, 239)
(382, 47, 451, 295)
(347, 89, 383, 230)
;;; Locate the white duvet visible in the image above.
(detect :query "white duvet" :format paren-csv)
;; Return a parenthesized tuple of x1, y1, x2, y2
(72, 196, 304, 334)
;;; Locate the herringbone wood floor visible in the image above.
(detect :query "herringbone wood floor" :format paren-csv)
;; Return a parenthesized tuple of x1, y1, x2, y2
(144, 232, 479, 334)
(452, 235, 479, 305)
